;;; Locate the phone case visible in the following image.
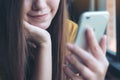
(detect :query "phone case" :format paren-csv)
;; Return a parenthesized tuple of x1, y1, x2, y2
(74, 11, 109, 50)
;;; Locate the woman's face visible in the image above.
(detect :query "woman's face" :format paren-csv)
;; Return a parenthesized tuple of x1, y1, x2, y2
(23, 0, 60, 29)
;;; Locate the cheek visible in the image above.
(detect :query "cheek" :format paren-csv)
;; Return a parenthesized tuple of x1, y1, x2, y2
(23, 1, 32, 21)
(49, 0, 60, 14)
(23, 1, 31, 16)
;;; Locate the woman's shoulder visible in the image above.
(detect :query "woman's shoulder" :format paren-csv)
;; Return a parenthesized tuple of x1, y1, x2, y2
(67, 19, 78, 30)
(67, 19, 78, 42)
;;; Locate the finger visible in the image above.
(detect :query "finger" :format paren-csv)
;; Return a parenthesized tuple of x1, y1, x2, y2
(63, 65, 84, 80)
(23, 20, 51, 43)
(66, 54, 95, 79)
(23, 21, 31, 37)
(63, 65, 76, 79)
(85, 27, 103, 58)
(23, 20, 31, 30)
(99, 35, 107, 54)
(23, 21, 36, 32)
(66, 43, 98, 71)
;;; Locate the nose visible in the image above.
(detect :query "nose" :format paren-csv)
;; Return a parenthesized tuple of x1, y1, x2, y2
(32, 0, 47, 11)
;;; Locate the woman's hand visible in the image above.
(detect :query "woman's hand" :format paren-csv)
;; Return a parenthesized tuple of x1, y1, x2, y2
(23, 21, 52, 80)
(23, 21, 51, 46)
(64, 27, 109, 80)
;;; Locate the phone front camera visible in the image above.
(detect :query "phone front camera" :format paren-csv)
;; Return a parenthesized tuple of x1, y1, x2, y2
(86, 16, 90, 19)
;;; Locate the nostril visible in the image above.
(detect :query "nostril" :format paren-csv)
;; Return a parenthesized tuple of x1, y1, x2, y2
(32, 2, 39, 11)
(32, 0, 47, 11)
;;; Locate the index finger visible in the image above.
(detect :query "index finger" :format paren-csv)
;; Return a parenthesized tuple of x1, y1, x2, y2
(86, 27, 103, 58)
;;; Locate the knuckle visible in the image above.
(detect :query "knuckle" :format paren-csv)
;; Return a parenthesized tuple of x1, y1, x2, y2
(86, 73, 95, 80)
(80, 67, 86, 74)
(71, 74, 80, 80)
(84, 54, 94, 64)
(92, 46, 99, 52)
(95, 67, 105, 78)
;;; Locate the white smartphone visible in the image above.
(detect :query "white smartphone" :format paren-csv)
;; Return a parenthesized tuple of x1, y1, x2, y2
(74, 11, 109, 50)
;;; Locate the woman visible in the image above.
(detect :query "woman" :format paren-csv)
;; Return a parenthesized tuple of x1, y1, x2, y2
(0, 0, 109, 80)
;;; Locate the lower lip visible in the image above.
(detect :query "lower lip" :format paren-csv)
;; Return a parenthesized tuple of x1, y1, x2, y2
(28, 14, 48, 20)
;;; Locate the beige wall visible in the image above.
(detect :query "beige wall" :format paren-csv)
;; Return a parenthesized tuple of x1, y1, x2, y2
(107, 0, 116, 52)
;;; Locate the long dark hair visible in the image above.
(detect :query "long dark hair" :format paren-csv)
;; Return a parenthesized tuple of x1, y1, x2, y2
(47, 0, 69, 80)
(0, 0, 25, 80)
(0, 0, 68, 80)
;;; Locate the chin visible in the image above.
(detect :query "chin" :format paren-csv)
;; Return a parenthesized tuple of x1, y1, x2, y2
(29, 21, 51, 30)
(37, 23, 51, 30)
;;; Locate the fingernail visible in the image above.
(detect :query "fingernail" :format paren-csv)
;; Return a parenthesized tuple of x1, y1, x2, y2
(86, 27, 93, 32)
(86, 27, 95, 36)
(103, 35, 107, 40)
(103, 35, 107, 43)
(66, 43, 73, 49)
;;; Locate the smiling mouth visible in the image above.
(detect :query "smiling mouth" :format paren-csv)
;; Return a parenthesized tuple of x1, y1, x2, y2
(28, 13, 49, 21)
